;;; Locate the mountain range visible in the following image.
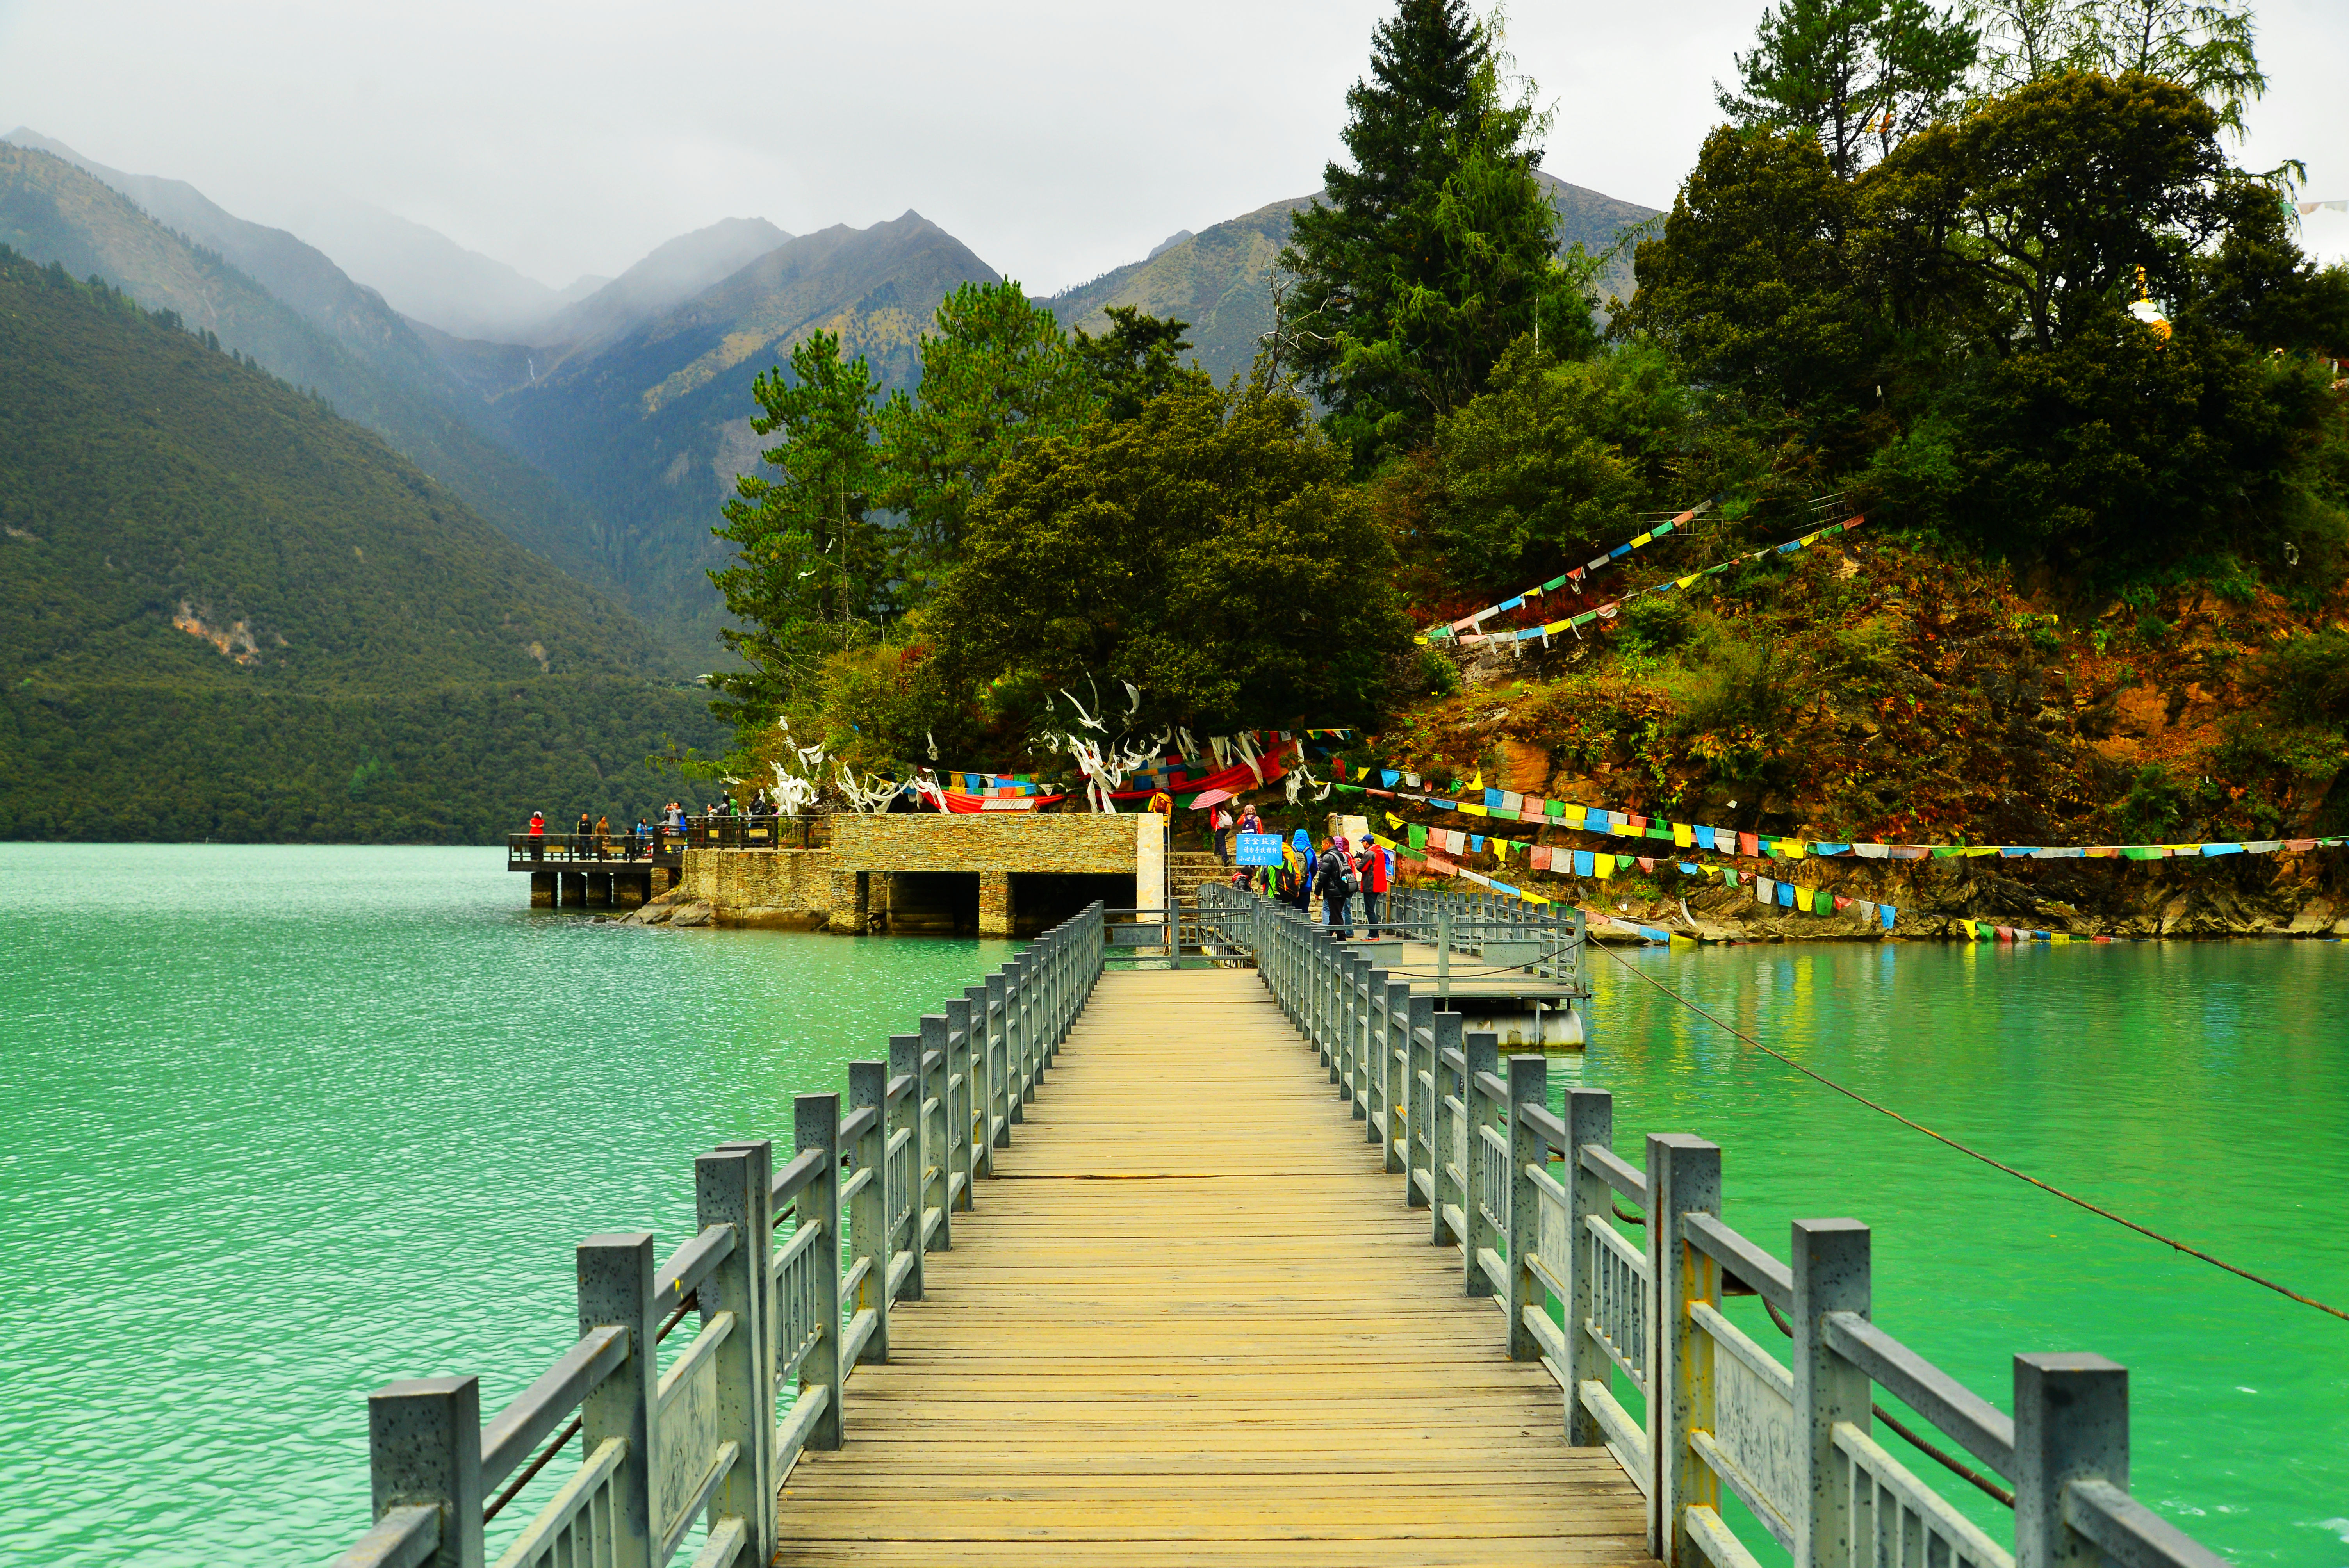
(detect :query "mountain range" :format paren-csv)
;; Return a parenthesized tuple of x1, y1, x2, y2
(0, 126, 1659, 678)
(0, 245, 721, 841)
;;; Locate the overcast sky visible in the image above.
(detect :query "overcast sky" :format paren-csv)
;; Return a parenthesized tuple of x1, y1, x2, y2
(2, 0, 2345, 292)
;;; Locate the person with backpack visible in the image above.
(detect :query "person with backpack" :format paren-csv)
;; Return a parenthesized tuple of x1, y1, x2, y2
(1358, 834, 1392, 938)
(1316, 834, 1356, 939)
(1210, 801, 1235, 864)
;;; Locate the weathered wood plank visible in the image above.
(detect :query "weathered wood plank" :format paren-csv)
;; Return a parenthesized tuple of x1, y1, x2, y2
(770, 966, 1653, 1568)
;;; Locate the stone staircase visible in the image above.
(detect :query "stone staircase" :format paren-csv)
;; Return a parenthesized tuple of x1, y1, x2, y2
(1168, 851, 1228, 907)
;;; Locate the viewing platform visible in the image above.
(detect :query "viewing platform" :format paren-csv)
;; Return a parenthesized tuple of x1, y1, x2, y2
(332, 891, 2232, 1568)
(506, 831, 685, 909)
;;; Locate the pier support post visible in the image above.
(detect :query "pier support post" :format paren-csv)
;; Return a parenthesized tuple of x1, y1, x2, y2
(978, 871, 1014, 937)
(561, 871, 587, 908)
(363, 1376, 483, 1568)
(697, 1142, 775, 1558)
(529, 871, 554, 908)
(1562, 1088, 1614, 1446)
(1505, 1054, 1547, 1359)
(2015, 1354, 2130, 1568)
(1647, 1135, 1723, 1568)
(612, 873, 646, 909)
(1793, 1219, 1871, 1568)
(575, 1231, 656, 1568)
(793, 1094, 844, 1451)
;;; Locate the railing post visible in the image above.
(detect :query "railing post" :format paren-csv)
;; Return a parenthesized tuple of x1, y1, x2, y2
(1362, 962, 1388, 1142)
(697, 1142, 775, 1558)
(921, 1014, 953, 1247)
(944, 999, 978, 1203)
(967, 983, 1003, 1152)
(2015, 1354, 2130, 1568)
(1646, 1135, 1723, 1568)
(1381, 979, 1411, 1171)
(1406, 994, 1436, 1208)
(1351, 955, 1373, 1120)
(1020, 951, 1041, 1083)
(1430, 1011, 1465, 1247)
(1505, 1055, 1547, 1360)
(576, 1231, 657, 1568)
(888, 1033, 924, 1302)
(793, 1093, 843, 1450)
(363, 1376, 483, 1568)
(1792, 1219, 1871, 1568)
(1562, 1087, 1614, 1446)
(986, 973, 1017, 1127)
(848, 1060, 889, 1363)
(1462, 1029, 1501, 1297)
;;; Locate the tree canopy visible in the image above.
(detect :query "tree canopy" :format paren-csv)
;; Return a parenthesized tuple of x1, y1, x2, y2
(1277, 0, 1588, 472)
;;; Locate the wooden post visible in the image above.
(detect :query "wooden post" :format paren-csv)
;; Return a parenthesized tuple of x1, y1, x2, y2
(1430, 1011, 1464, 1246)
(1362, 961, 1388, 1141)
(1463, 1030, 1501, 1297)
(1792, 1219, 1871, 1568)
(986, 974, 1017, 1127)
(847, 1061, 889, 1363)
(922, 1013, 954, 1244)
(1505, 1055, 1547, 1359)
(576, 1231, 657, 1568)
(1383, 980, 1411, 1172)
(1646, 1134, 1722, 1568)
(1562, 1087, 1614, 1447)
(696, 1143, 775, 1558)
(943, 1001, 976, 1208)
(2015, 1354, 2130, 1568)
(364, 1376, 483, 1568)
(1406, 994, 1436, 1208)
(888, 1034, 924, 1302)
(792, 1093, 844, 1451)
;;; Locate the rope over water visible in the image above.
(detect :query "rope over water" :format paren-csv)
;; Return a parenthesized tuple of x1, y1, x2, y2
(1586, 939, 2349, 1324)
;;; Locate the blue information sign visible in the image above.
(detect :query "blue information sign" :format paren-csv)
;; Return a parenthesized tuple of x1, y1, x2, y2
(1233, 832, 1283, 868)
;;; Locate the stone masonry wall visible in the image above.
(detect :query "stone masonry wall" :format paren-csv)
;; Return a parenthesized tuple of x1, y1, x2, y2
(679, 848, 838, 927)
(828, 813, 1143, 875)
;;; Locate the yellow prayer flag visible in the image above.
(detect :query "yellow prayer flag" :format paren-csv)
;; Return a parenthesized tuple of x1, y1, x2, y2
(2051, 932, 2071, 944)
(1676, 575, 1698, 589)
(1779, 839, 1806, 859)
(1460, 802, 1488, 817)
(1964, 846, 1998, 857)
(1672, 822, 1692, 848)
(1594, 854, 1616, 879)
(1469, 768, 1485, 789)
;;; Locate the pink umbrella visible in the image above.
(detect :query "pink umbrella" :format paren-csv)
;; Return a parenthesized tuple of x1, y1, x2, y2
(1187, 788, 1235, 809)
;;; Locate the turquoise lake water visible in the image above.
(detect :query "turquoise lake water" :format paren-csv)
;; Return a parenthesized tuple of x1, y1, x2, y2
(0, 845, 2339, 1565)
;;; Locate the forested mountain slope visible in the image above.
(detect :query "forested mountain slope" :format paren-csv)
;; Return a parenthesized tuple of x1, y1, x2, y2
(478, 212, 1002, 658)
(1044, 175, 1657, 382)
(0, 249, 722, 842)
(0, 137, 639, 643)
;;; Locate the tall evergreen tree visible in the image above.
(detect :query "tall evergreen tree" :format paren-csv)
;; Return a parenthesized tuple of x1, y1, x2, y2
(1278, 1, 1581, 473)
(1717, 0, 1979, 178)
(708, 330, 884, 730)
(872, 282, 1096, 606)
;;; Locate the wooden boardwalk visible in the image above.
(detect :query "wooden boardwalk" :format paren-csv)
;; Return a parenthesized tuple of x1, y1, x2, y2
(775, 967, 1654, 1566)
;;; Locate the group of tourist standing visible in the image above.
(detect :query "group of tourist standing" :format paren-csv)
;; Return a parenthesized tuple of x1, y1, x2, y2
(1226, 802, 1394, 939)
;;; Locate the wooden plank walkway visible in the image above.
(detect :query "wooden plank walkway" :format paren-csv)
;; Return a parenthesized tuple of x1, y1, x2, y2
(775, 967, 1654, 1566)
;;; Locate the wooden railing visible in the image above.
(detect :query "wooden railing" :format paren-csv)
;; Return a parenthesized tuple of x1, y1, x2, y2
(506, 831, 683, 869)
(327, 904, 1106, 1568)
(1209, 884, 2231, 1568)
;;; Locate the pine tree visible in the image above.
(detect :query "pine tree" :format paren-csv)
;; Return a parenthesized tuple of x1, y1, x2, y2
(707, 330, 884, 729)
(1278, 0, 1581, 473)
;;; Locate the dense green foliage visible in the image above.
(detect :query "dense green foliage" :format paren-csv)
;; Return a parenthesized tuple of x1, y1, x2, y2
(926, 378, 1412, 734)
(1716, 0, 1979, 178)
(0, 248, 721, 841)
(1277, 0, 1595, 472)
(1615, 71, 2349, 582)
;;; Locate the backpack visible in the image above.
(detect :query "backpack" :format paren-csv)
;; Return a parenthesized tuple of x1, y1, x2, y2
(1324, 851, 1357, 896)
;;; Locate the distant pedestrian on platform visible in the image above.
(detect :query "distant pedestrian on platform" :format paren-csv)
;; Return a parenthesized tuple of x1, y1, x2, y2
(576, 811, 592, 845)
(527, 809, 545, 862)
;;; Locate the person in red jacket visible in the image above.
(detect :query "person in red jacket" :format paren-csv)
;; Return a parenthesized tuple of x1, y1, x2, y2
(1358, 834, 1392, 938)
